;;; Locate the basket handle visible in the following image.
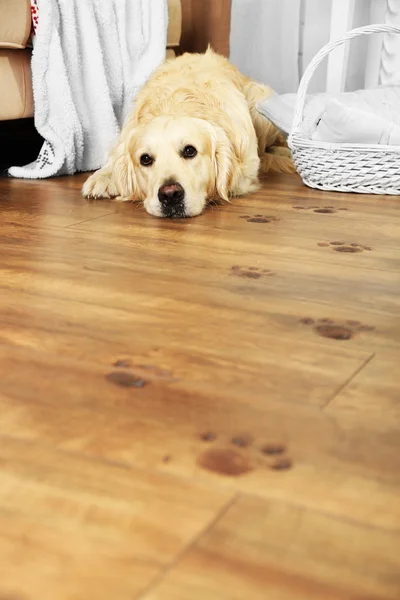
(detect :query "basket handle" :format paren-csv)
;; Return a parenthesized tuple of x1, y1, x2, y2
(291, 24, 400, 134)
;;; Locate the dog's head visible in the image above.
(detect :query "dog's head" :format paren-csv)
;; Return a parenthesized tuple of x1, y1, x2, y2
(115, 116, 236, 218)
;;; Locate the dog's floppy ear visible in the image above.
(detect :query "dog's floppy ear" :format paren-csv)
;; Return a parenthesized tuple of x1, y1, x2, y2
(111, 130, 141, 199)
(211, 125, 239, 202)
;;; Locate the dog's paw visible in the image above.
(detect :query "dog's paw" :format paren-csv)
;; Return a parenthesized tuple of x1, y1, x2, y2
(266, 146, 292, 158)
(260, 153, 296, 175)
(82, 169, 119, 199)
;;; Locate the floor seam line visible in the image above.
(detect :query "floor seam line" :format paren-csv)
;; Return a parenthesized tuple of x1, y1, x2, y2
(322, 352, 376, 410)
(64, 211, 116, 228)
(136, 493, 239, 600)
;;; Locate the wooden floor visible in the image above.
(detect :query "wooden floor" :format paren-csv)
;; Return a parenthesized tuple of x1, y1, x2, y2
(0, 172, 399, 600)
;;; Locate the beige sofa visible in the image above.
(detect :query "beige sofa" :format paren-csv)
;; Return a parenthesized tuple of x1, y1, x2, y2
(0, 0, 182, 122)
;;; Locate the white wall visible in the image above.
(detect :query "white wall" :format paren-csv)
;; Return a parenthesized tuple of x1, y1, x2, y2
(230, 0, 399, 94)
(229, 0, 302, 94)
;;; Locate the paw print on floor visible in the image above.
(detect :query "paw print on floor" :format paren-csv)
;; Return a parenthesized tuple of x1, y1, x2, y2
(231, 265, 275, 279)
(105, 357, 176, 388)
(300, 317, 375, 340)
(239, 214, 279, 223)
(293, 205, 348, 214)
(196, 432, 293, 477)
(318, 241, 372, 253)
(105, 370, 147, 388)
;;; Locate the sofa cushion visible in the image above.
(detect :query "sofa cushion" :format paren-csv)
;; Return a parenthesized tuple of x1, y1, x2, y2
(0, 49, 33, 119)
(0, 0, 31, 49)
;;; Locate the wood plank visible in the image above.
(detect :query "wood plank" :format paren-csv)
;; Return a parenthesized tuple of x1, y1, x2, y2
(0, 176, 115, 227)
(0, 171, 399, 600)
(326, 352, 400, 432)
(0, 216, 398, 355)
(0, 221, 381, 407)
(0, 437, 232, 600)
(144, 495, 400, 600)
(68, 174, 400, 272)
(323, 352, 400, 493)
(1, 343, 399, 534)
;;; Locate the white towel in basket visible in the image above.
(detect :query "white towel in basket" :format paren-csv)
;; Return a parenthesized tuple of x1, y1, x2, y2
(257, 85, 400, 146)
(8, 0, 168, 179)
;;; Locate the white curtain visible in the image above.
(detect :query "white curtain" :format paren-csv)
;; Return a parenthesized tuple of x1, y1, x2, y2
(230, 0, 400, 94)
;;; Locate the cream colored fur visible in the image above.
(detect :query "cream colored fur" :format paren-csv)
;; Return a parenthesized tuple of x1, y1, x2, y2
(82, 48, 295, 218)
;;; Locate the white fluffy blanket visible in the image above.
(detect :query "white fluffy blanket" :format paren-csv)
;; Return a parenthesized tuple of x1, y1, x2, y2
(9, 0, 168, 178)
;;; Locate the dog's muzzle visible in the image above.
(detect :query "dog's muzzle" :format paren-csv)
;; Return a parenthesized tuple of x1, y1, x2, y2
(158, 181, 186, 218)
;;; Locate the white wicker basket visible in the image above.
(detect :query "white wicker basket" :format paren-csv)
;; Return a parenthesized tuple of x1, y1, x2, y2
(288, 24, 400, 195)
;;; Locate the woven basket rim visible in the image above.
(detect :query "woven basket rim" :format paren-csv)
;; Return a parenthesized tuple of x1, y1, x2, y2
(297, 180, 400, 195)
(289, 135, 400, 153)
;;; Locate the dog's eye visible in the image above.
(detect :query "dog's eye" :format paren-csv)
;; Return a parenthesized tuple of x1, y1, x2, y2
(140, 154, 154, 167)
(182, 145, 197, 159)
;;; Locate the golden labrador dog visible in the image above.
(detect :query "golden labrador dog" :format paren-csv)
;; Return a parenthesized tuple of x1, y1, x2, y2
(82, 47, 294, 218)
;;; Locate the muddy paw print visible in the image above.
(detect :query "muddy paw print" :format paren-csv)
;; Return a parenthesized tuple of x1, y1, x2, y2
(105, 371, 147, 388)
(318, 241, 372, 253)
(105, 358, 149, 388)
(197, 432, 293, 477)
(231, 265, 275, 279)
(110, 358, 178, 384)
(300, 317, 375, 340)
(293, 205, 348, 214)
(260, 443, 293, 470)
(239, 214, 279, 223)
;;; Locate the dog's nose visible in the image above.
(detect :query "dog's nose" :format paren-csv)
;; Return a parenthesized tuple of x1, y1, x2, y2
(158, 182, 185, 207)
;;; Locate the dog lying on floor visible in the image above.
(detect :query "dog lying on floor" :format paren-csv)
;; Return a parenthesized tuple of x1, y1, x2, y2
(82, 47, 295, 218)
